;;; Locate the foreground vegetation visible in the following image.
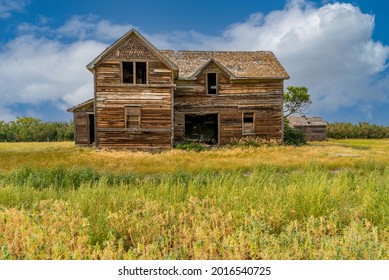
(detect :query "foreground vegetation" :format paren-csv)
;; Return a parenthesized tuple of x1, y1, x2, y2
(0, 140, 388, 259)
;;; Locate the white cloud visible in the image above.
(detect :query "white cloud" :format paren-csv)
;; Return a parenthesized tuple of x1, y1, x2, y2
(0, 0, 29, 19)
(1, 0, 388, 123)
(0, 34, 106, 119)
(149, 0, 389, 118)
(0, 14, 127, 121)
(57, 14, 134, 41)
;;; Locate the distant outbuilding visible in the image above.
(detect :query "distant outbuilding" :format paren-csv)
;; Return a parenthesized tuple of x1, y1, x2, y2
(287, 116, 327, 141)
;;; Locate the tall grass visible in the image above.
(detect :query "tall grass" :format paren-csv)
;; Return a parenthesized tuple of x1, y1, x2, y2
(0, 154, 388, 259)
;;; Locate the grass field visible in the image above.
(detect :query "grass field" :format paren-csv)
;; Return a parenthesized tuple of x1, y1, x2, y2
(0, 140, 388, 259)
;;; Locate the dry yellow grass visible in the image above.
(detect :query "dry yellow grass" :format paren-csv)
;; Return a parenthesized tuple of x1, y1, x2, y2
(0, 140, 388, 259)
(1, 139, 388, 174)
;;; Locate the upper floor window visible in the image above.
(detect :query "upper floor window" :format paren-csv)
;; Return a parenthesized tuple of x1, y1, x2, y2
(122, 62, 147, 84)
(207, 73, 217, 94)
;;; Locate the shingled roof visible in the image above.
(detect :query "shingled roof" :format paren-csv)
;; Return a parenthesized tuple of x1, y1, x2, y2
(161, 50, 289, 80)
(85, 28, 289, 80)
(287, 116, 327, 127)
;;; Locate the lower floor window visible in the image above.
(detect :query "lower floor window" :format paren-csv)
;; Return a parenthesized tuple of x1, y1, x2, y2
(125, 106, 140, 128)
(243, 112, 254, 134)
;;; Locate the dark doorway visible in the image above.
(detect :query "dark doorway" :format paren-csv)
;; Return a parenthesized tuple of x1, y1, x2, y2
(88, 114, 95, 144)
(185, 114, 218, 144)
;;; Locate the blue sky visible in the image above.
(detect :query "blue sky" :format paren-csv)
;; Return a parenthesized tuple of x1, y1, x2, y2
(0, 0, 388, 124)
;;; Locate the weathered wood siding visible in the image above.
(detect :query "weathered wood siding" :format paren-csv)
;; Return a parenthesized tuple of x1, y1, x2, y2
(174, 62, 283, 144)
(72, 102, 94, 145)
(94, 34, 174, 149)
(292, 125, 327, 141)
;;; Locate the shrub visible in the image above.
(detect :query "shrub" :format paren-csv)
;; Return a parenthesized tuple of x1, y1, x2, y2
(327, 122, 389, 139)
(174, 141, 206, 152)
(228, 136, 279, 148)
(283, 120, 307, 146)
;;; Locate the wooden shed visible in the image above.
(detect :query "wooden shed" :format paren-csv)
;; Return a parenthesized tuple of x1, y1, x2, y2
(287, 116, 327, 141)
(67, 99, 94, 145)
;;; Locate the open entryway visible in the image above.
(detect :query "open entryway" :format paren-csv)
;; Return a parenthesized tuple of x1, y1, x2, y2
(184, 114, 218, 144)
(88, 114, 95, 144)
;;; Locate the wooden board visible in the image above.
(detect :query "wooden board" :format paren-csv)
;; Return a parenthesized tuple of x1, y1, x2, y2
(174, 62, 283, 144)
(93, 34, 174, 149)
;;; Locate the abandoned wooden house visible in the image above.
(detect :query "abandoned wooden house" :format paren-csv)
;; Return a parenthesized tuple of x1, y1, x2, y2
(67, 29, 289, 149)
(287, 116, 327, 141)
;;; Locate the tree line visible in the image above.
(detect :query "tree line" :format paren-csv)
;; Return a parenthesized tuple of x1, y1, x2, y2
(0, 117, 74, 142)
(1, 115, 389, 143)
(327, 122, 389, 139)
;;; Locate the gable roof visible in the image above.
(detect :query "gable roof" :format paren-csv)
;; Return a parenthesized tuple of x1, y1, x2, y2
(85, 28, 288, 80)
(86, 29, 178, 72)
(160, 50, 289, 80)
(287, 116, 327, 127)
(191, 58, 237, 79)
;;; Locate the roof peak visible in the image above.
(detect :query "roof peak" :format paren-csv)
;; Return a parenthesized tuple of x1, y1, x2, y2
(86, 28, 178, 71)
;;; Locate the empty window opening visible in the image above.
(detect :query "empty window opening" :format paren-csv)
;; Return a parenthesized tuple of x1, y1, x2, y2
(123, 62, 134, 83)
(136, 62, 147, 84)
(122, 62, 147, 84)
(243, 112, 254, 135)
(207, 73, 217, 94)
(125, 106, 141, 128)
(185, 114, 218, 144)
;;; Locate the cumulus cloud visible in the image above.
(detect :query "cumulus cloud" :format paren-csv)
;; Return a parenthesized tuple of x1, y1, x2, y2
(0, 34, 106, 119)
(0, 14, 137, 121)
(1, 0, 388, 123)
(148, 0, 389, 117)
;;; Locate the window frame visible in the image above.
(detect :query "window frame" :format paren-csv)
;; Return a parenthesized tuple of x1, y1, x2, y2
(242, 112, 255, 135)
(206, 72, 218, 95)
(122, 61, 148, 85)
(124, 106, 141, 129)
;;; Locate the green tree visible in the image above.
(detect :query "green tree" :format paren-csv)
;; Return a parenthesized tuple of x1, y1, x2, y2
(0, 117, 74, 142)
(283, 86, 312, 117)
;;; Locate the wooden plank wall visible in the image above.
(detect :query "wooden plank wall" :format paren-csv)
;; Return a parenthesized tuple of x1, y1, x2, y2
(174, 62, 283, 144)
(293, 125, 327, 141)
(73, 102, 94, 145)
(90, 35, 285, 149)
(94, 35, 174, 149)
